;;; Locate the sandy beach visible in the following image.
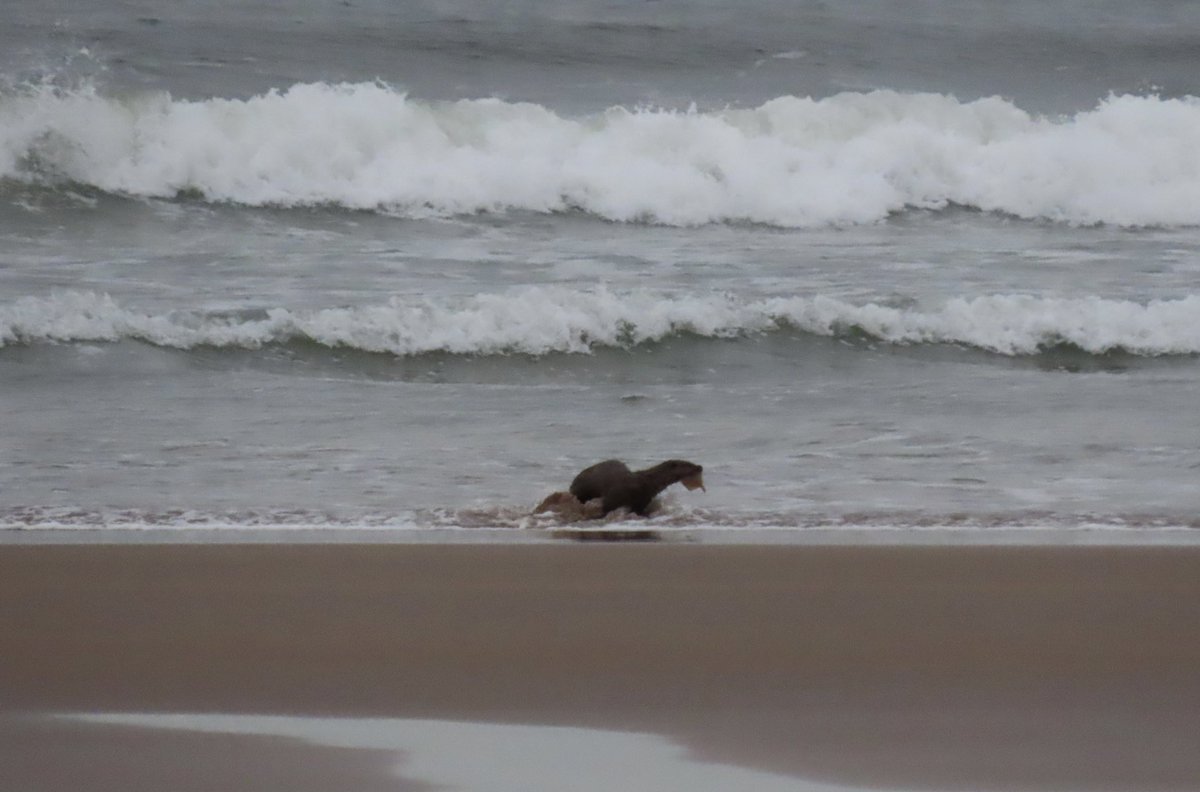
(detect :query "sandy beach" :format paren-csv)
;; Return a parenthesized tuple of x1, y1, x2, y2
(3, 542, 1199, 791)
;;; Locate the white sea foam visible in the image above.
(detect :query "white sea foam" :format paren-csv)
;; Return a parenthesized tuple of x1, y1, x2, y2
(3, 82, 1200, 226)
(4, 289, 1199, 357)
(7, 505, 1200, 543)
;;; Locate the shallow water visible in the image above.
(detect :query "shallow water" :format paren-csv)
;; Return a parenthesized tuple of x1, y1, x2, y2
(66, 713, 904, 792)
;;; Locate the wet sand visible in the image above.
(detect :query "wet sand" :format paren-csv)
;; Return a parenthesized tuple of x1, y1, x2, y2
(2, 543, 1199, 791)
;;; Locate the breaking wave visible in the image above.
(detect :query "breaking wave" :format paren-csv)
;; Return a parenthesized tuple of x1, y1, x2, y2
(4, 81, 1200, 226)
(4, 289, 1200, 358)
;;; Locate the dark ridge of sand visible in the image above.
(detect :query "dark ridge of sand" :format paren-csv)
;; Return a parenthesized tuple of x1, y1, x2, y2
(2, 544, 1199, 791)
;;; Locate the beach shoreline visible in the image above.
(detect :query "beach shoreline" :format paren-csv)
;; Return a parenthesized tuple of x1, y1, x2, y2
(3, 543, 1198, 791)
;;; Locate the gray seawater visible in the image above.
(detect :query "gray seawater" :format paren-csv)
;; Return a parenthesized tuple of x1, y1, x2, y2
(4, 1, 1200, 537)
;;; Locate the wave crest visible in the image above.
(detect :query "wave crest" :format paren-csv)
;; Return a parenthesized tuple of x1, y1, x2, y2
(3, 82, 1200, 226)
(4, 289, 1199, 358)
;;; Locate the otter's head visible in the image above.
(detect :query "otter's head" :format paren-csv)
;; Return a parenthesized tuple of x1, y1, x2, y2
(660, 459, 705, 491)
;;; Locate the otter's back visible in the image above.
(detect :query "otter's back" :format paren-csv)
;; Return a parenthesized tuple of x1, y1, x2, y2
(569, 459, 631, 503)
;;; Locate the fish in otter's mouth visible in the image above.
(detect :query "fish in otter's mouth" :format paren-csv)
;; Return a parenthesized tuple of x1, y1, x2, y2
(681, 471, 705, 491)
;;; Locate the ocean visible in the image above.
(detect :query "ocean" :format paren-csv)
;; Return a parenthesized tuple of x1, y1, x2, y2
(4, 0, 1200, 539)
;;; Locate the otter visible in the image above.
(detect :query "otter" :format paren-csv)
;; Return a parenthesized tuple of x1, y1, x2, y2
(568, 459, 705, 517)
